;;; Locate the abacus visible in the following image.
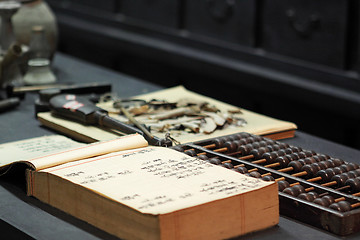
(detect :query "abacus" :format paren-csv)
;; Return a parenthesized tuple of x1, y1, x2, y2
(171, 132, 360, 235)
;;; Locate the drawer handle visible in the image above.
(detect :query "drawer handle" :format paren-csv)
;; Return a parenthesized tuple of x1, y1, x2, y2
(206, 0, 235, 22)
(286, 9, 320, 38)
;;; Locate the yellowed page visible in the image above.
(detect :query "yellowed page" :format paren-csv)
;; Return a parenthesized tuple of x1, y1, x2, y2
(41, 147, 273, 215)
(0, 135, 83, 169)
(28, 134, 148, 170)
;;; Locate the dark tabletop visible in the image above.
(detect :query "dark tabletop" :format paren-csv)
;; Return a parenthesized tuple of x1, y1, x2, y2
(1, 53, 359, 240)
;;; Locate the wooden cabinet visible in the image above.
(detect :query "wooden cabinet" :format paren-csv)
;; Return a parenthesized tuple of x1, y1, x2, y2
(121, 0, 179, 29)
(261, 0, 348, 69)
(184, 0, 256, 46)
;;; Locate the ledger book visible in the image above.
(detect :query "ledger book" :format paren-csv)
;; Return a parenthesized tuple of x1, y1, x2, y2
(1, 134, 279, 240)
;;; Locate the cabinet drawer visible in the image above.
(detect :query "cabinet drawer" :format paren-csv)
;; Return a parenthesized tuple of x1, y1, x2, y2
(67, 0, 118, 12)
(261, 0, 348, 69)
(121, 0, 179, 29)
(184, 0, 256, 46)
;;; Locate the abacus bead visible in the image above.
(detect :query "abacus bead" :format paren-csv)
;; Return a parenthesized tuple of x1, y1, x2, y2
(238, 145, 251, 155)
(185, 149, 197, 156)
(262, 175, 275, 181)
(277, 180, 290, 191)
(297, 152, 307, 159)
(317, 161, 331, 170)
(298, 193, 315, 202)
(209, 158, 222, 165)
(224, 141, 238, 152)
(172, 145, 184, 152)
(345, 178, 360, 192)
(250, 147, 266, 159)
(340, 164, 355, 172)
(278, 142, 290, 149)
(235, 166, 248, 174)
(285, 148, 294, 154)
(263, 152, 278, 164)
(250, 142, 261, 149)
(331, 158, 344, 167)
(290, 153, 300, 161)
(308, 191, 319, 199)
(222, 162, 234, 169)
(317, 169, 335, 182)
(302, 157, 316, 165)
(197, 154, 208, 160)
(329, 201, 352, 212)
(302, 164, 319, 177)
(312, 156, 321, 162)
(333, 166, 344, 175)
(283, 186, 303, 197)
(332, 173, 350, 186)
(288, 161, 303, 172)
(276, 156, 290, 168)
(313, 198, 330, 207)
(213, 138, 225, 148)
(303, 150, 314, 157)
(322, 195, 335, 205)
(292, 184, 306, 195)
(249, 171, 262, 178)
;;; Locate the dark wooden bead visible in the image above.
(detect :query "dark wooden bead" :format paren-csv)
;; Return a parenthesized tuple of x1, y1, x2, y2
(332, 173, 350, 187)
(213, 138, 225, 148)
(262, 175, 275, 181)
(209, 158, 222, 165)
(303, 150, 314, 157)
(317, 161, 332, 170)
(308, 191, 319, 200)
(184, 149, 197, 156)
(329, 201, 352, 212)
(289, 153, 300, 161)
(288, 161, 303, 172)
(249, 171, 262, 178)
(235, 166, 248, 174)
(263, 152, 279, 164)
(250, 147, 267, 159)
(333, 166, 345, 175)
(284, 148, 294, 154)
(224, 141, 238, 152)
(222, 162, 234, 169)
(345, 177, 360, 192)
(297, 152, 307, 159)
(276, 156, 291, 168)
(340, 164, 356, 172)
(302, 157, 316, 165)
(278, 142, 290, 149)
(196, 154, 208, 160)
(283, 185, 305, 197)
(292, 184, 306, 195)
(313, 198, 330, 207)
(172, 145, 185, 152)
(317, 169, 335, 182)
(302, 164, 320, 177)
(238, 145, 252, 155)
(298, 193, 316, 202)
(277, 180, 290, 191)
(322, 195, 335, 205)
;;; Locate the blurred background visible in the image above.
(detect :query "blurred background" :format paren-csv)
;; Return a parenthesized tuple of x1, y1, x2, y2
(22, 0, 360, 149)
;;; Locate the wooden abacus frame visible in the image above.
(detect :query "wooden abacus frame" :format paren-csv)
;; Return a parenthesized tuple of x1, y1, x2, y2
(172, 133, 360, 236)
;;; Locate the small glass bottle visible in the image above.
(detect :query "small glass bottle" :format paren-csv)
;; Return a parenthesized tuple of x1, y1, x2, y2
(23, 25, 56, 85)
(28, 25, 50, 60)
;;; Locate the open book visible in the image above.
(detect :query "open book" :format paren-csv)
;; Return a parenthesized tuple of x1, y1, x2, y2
(37, 85, 297, 143)
(1, 134, 279, 240)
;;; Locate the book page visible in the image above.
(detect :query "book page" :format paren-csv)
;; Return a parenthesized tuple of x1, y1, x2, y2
(41, 147, 273, 215)
(0, 135, 84, 169)
(28, 134, 148, 170)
